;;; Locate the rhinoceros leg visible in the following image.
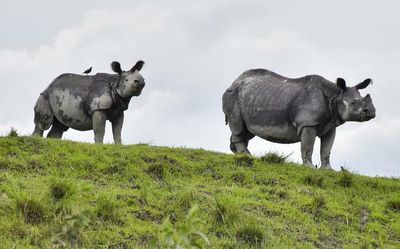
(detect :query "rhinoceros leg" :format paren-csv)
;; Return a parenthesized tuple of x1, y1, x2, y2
(47, 118, 69, 139)
(111, 113, 124, 145)
(320, 128, 336, 169)
(300, 127, 317, 167)
(92, 110, 107, 144)
(33, 94, 53, 137)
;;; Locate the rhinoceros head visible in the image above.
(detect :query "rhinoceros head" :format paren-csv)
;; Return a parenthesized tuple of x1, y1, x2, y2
(111, 60, 145, 97)
(336, 78, 376, 122)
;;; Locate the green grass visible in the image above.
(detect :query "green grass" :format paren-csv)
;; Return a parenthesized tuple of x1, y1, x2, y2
(0, 136, 399, 248)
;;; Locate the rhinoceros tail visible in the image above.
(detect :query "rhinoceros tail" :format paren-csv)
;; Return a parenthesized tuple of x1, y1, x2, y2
(225, 114, 228, 125)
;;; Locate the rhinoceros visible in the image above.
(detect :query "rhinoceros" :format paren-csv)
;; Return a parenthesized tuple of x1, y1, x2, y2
(32, 60, 145, 144)
(222, 69, 376, 169)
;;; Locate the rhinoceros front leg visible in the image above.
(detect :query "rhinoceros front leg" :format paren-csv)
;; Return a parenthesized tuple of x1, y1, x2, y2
(111, 113, 124, 145)
(92, 110, 107, 144)
(320, 128, 336, 169)
(300, 126, 317, 167)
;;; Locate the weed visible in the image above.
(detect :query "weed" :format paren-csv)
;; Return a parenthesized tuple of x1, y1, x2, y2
(16, 197, 47, 224)
(52, 210, 90, 248)
(259, 152, 290, 164)
(7, 127, 18, 137)
(236, 224, 264, 247)
(156, 205, 210, 249)
(234, 154, 255, 167)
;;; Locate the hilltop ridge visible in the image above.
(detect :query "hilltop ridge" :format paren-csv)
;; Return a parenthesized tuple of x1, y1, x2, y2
(0, 136, 399, 248)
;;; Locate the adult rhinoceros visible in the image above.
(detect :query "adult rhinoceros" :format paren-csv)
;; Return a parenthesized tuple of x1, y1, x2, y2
(222, 69, 376, 169)
(32, 60, 145, 144)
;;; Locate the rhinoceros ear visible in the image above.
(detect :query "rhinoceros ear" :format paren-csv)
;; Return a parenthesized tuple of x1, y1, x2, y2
(130, 60, 144, 72)
(111, 61, 122, 74)
(355, 78, 372, 90)
(336, 78, 347, 91)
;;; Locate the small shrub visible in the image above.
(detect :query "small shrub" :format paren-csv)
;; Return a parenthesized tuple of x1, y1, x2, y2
(236, 224, 264, 247)
(16, 197, 47, 224)
(387, 200, 400, 212)
(259, 152, 290, 164)
(145, 163, 165, 180)
(49, 180, 74, 201)
(52, 210, 90, 248)
(303, 174, 324, 187)
(234, 154, 255, 167)
(7, 127, 18, 137)
(157, 205, 210, 249)
(337, 171, 353, 188)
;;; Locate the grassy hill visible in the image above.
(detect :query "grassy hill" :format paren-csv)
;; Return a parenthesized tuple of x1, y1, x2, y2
(0, 135, 399, 248)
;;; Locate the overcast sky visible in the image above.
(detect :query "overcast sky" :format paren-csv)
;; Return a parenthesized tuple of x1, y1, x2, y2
(1, 0, 399, 177)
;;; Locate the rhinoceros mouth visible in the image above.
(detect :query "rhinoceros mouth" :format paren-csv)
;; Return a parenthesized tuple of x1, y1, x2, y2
(360, 112, 376, 121)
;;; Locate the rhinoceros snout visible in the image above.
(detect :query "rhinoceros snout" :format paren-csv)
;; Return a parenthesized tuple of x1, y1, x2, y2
(362, 108, 376, 120)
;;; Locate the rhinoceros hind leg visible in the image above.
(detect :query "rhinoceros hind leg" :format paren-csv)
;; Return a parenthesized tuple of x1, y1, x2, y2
(230, 128, 254, 154)
(47, 118, 69, 139)
(32, 125, 44, 137)
(33, 94, 53, 137)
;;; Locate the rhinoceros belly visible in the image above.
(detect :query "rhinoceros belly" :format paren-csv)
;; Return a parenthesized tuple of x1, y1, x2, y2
(48, 88, 93, 131)
(247, 123, 300, 144)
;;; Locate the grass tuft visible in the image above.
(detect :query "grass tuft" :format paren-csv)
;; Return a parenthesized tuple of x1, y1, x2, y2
(95, 195, 118, 222)
(231, 172, 247, 185)
(259, 152, 290, 164)
(234, 154, 255, 167)
(213, 197, 239, 226)
(303, 174, 324, 187)
(16, 197, 47, 224)
(306, 194, 326, 213)
(337, 171, 353, 187)
(49, 179, 75, 201)
(236, 224, 264, 247)
(387, 199, 400, 212)
(145, 163, 165, 180)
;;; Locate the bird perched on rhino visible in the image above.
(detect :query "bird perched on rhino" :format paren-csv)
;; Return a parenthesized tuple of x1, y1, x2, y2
(82, 67, 92, 74)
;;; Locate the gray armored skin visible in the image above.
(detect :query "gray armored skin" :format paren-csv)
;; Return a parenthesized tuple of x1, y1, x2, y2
(33, 60, 145, 144)
(223, 69, 376, 169)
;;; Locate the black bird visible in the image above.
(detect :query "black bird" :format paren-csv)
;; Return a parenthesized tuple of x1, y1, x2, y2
(82, 67, 92, 74)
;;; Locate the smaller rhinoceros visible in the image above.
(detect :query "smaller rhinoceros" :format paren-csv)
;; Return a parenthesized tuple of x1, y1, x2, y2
(222, 69, 376, 169)
(32, 60, 145, 144)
